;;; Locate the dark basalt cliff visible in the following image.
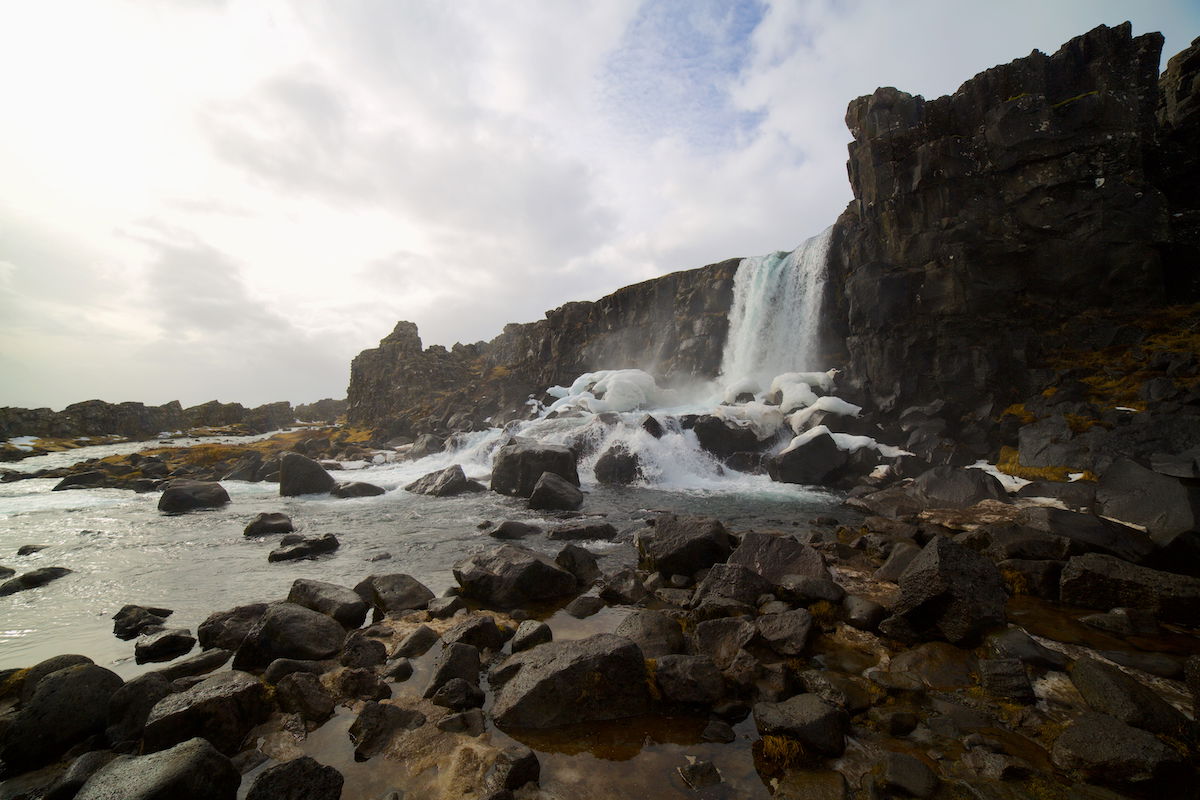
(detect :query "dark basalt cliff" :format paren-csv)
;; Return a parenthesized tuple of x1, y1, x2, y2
(826, 23, 1197, 419)
(347, 260, 738, 435)
(0, 399, 300, 443)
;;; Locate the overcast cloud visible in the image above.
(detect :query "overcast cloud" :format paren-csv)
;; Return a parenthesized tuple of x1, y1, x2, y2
(1, 0, 1197, 409)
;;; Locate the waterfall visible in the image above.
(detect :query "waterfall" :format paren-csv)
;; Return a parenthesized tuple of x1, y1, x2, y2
(719, 225, 833, 388)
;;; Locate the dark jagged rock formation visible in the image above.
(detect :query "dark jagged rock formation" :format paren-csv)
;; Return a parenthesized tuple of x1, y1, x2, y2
(346, 260, 739, 435)
(825, 23, 1198, 422)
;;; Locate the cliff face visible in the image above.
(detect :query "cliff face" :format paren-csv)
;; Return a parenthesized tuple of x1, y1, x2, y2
(0, 398, 296, 441)
(346, 259, 739, 434)
(826, 23, 1182, 419)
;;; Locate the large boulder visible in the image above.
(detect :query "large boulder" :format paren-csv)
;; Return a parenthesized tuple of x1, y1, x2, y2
(491, 440, 579, 498)
(1097, 458, 1200, 539)
(638, 515, 736, 577)
(232, 602, 346, 670)
(0, 663, 124, 772)
(142, 671, 271, 755)
(727, 531, 831, 585)
(766, 431, 848, 485)
(1011, 507, 1155, 563)
(267, 533, 339, 562)
(909, 466, 1009, 509)
(1059, 553, 1200, 623)
(453, 544, 578, 609)
(278, 451, 336, 496)
(691, 563, 774, 607)
(753, 694, 849, 757)
(197, 603, 268, 651)
(491, 634, 650, 728)
(134, 628, 196, 664)
(1051, 712, 1185, 790)
(614, 609, 686, 657)
(404, 464, 485, 497)
(693, 415, 765, 459)
(0, 566, 73, 596)
(243, 512, 293, 536)
(74, 737, 240, 800)
(1068, 657, 1188, 736)
(287, 578, 369, 628)
(331, 481, 386, 498)
(275, 671, 335, 722)
(594, 444, 642, 484)
(106, 672, 174, 746)
(113, 604, 174, 640)
(158, 480, 230, 513)
(245, 756, 344, 800)
(653, 655, 725, 706)
(353, 573, 435, 616)
(879, 535, 1007, 644)
(527, 471, 584, 511)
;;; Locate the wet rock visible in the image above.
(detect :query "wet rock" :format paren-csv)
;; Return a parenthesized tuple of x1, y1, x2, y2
(728, 531, 831, 584)
(1015, 479, 1097, 510)
(340, 635, 389, 668)
(614, 609, 686, 657)
(437, 708, 486, 736)
(268, 533, 339, 562)
(1095, 650, 1182, 679)
(453, 544, 577, 608)
(197, 603, 268, 651)
(52, 471, 108, 491)
(797, 671, 874, 715)
(868, 708, 919, 736)
(288, 578, 369, 628)
(135, 628, 196, 664)
(278, 451, 337, 496)
(772, 770, 848, 800)
(262, 658, 330, 684)
(43, 750, 119, 800)
(354, 573, 435, 616)
(245, 756, 344, 800)
(694, 414, 767, 460)
(427, 595, 465, 618)
(335, 667, 392, 701)
(0, 565, 13, 580)
(755, 609, 814, 657)
(274, 671, 334, 722)
(74, 737, 240, 800)
(348, 701, 425, 761)
(564, 595, 604, 618)
(766, 430, 849, 485)
(873, 541, 922, 583)
(491, 634, 650, 728)
(527, 471, 583, 511)
(106, 672, 174, 746)
(0, 662, 124, 772)
(638, 514, 736, 576)
(488, 745, 541, 793)
(444, 615, 508, 652)
(598, 567, 648, 605)
(879, 752, 939, 798)
(430, 677, 484, 710)
(1051, 712, 1185, 789)
(843, 595, 885, 631)
(677, 759, 722, 789)
(692, 563, 774, 607)
(909, 466, 1009, 509)
(997, 558, 1063, 600)
(653, 654, 725, 706)
(891, 642, 976, 690)
(490, 440, 579, 498)
(112, 604, 173, 640)
(701, 719, 736, 743)
(222, 452, 263, 482)
(594, 444, 641, 485)
(489, 520, 541, 539)
(1059, 553, 1200, 623)
(382, 658, 413, 682)
(555, 543, 600, 586)
(547, 520, 617, 541)
(0, 566, 73, 596)
(1097, 457, 1200, 538)
(332, 480, 387, 498)
(243, 512, 293, 536)
(404, 464, 486, 497)
(158, 480, 231, 513)
(985, 627, 1068, 670)
(16, 654, 96, 706)
(394, 625, 440, 658)
(694, 617, 756, 670)
(1068, 657, 1187, 736)
(423, 643, 481, 697)
(142, 670, 271, 755)
(1014, 507, 1155, 564)
(879, 535, 1007, 645)
(511, 620, 552, 653)
(753, 694, 848, 757)
(232, 602, 346, 670)
(979, 658, 1035, 702)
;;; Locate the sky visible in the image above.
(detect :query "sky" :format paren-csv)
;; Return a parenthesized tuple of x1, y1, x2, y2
(1, 1, 1197, 410)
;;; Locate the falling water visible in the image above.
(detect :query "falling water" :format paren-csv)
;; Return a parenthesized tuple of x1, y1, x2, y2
(719, 225, 833, 388)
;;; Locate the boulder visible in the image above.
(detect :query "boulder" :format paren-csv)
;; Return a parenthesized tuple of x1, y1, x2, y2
(197, 603, 268, 651)
(334, 667, 391, 701)
(74, 737, 240, 800)
(340, 636, 388, 668)
(691, 563, 774, 606)
(491, 634, 650, 728)
(135, 628, 197, 664)
(594, 444, 642, 484)
(331, 481, 386, 498)
(427, 595, 465, 618)
(453, 544, 578, 608)
(106, 672, 174, 745)
(142, 670, 271, 755)
(1097, 457, 1200, 538)
(555, 543, 600, 586)
(278, 451, 337, 496)
(222, 452, 263, 482)
(1059, 553, 1200, 623)
(0, 663, 124, 772)
(1051, 712, 1185, 789)
(245, 756, 344, 800)
(547, 521, 617, 541)
(157, 480, 231, 513)
(405, 464, 485, 497)
(909, 466, 1009, 509)
(653, 654, 725, 706)
(879, 752, 939, 799)
(232, 602, 346, 670)
(1068, 657, 1188, 736)
(243, 512, 293, 536)
(693, 415, 765, 459)
(113, 604, 173, 640)
(348, 701, 426, 761)
(43, 750, 119, 800)
(511, 620, 553, 653)
(1013, 506, 1154, 563)
(263, 658, 331, 684)
(268, 533, 340, 562)
(489, 520, 541, 539)
(638, 515, 736, 577)
(728, 531, 831, 585)
(753, 694, 848, 757)
(766, 431, 848, 485)
(986, 627, 1068, 670)
(490, 440, 579, 498)
(0, 566, 73, 596)
(879, 535, 1007, 645)
(755, 609, 815, 656)
(527, 471, 583, 511)
(614, 610, 686, 658)
(978, 658, 1035, 702)
(598, 568, 647, 605)
(354, 573, 435, 616)
(154, 648, 232, 682)
(444, 615, 508, 652)
(424, 643, 482, 697)
(394, 625, 440, 658)
(693, 617, 755, 670)
(430, 677, 485, 710)
(288, 578, 369, 628)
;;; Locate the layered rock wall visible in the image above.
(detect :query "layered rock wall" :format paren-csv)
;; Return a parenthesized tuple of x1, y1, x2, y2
(0, 399, 297, 441)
